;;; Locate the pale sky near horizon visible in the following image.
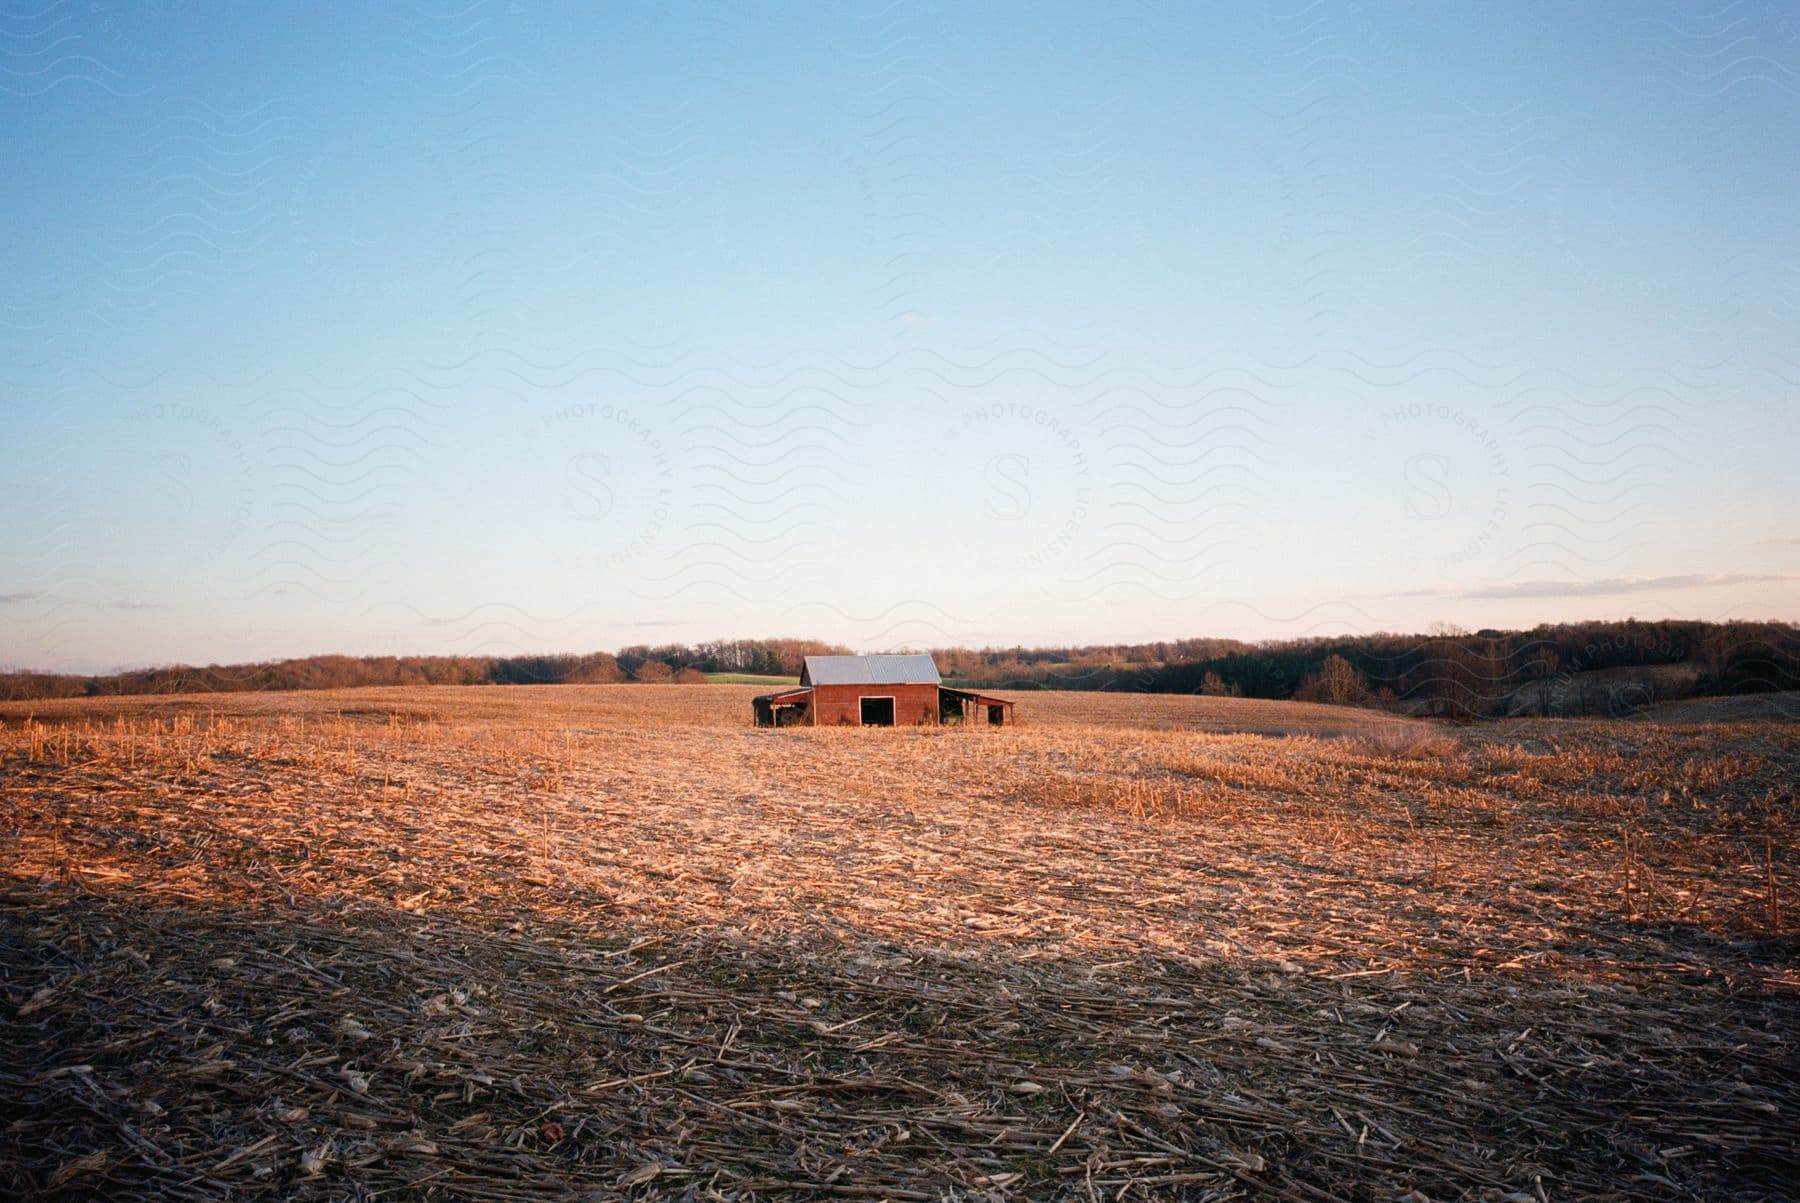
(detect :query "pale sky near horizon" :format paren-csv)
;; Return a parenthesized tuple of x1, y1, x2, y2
(2, 2, 1797, 673)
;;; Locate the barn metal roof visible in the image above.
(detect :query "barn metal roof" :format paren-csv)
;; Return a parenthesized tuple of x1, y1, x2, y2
(753, 687, 813, 702)
(801, 654, 941, 686)
(939, 686, 1016, 707)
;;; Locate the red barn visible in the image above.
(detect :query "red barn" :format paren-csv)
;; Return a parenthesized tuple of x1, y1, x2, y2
(753, 654, 1014, 728)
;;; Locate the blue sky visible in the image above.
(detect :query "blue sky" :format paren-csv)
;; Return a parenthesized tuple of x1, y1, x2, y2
(2, 1, 1796, 671)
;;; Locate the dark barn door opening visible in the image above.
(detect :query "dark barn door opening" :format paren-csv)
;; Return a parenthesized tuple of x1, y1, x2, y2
(859, 697, 895, 726)
(987, 705, 1005, 726)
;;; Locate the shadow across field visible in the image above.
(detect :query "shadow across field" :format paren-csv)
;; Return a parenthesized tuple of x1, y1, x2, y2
(3, 880, 1796, 1202)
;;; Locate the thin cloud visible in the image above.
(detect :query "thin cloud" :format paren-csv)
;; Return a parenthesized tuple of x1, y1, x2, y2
(110, 601, 166, 610)
(1397, 573, 1800, 601)
(0, 591, 44, 604)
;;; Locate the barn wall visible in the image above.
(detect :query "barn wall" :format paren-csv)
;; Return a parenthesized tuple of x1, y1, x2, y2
(810, 683, 939, 725)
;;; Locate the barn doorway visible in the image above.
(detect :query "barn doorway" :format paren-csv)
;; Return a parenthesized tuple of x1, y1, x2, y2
(859, 696, 895, 726)
(987, 704, 1005, 726)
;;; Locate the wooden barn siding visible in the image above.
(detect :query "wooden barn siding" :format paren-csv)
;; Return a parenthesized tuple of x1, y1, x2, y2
(809, 683, 940, 726)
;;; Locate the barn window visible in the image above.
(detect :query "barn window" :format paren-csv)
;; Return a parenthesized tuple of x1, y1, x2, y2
(859, 696, 895, 726)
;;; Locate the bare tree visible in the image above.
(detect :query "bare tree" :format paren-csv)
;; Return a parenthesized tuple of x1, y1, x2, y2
(1318, 654, 1366, 705)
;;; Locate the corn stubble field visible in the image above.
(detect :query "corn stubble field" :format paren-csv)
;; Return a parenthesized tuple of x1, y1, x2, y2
(2, 685, 1795, 1202)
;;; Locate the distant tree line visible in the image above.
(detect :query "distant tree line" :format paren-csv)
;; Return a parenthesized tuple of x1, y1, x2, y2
(0, 639, 852, 702)
(932, 619, 1800, 720)
(2, 622, 1793, 717)
(615, 639, 851, 679)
